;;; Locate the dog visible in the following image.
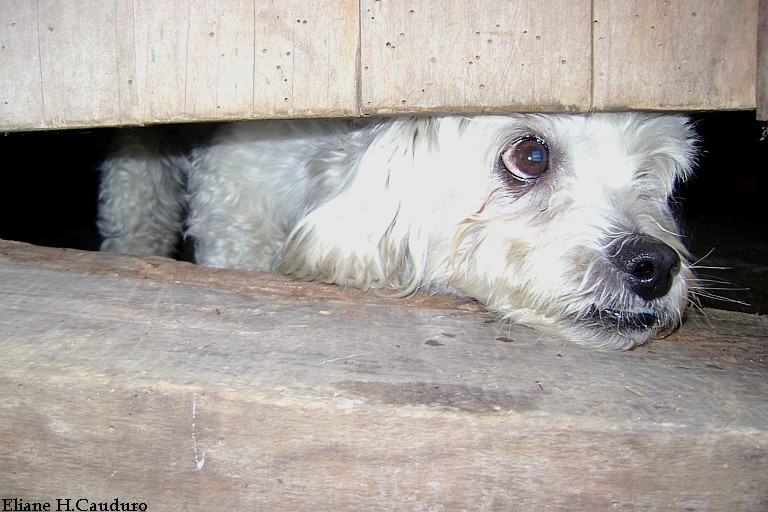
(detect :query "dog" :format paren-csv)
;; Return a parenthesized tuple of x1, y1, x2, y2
(97, 113, 698, 349)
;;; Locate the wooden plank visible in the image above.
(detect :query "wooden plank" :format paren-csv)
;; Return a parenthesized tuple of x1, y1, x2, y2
(134, 0, 359, 122)
(130, 0, 191, 123)
(359, 0, 592, 115)
(113, 0, 141, 124)
(1, 240, 766, 510)
(0, 0, 359, 131)
(184, 0, 256, 119)
(593, 0, 758, 111)
(0, 1, 46, 129)
(2, 1, 762, 129)
(35, 0, 124, 128)
(758, 0, 768, 120)
(249, 0, 359, 119)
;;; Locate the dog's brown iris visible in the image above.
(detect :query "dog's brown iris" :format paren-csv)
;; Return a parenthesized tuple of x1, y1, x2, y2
(501, 136, 549, 181)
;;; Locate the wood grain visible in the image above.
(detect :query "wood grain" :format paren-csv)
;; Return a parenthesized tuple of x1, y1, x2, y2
(359, 0, 592, 114)
(0, 0, 45, 128)
(593, 0, 758, 111)
(130, 0, 359, 122)
(1, 240, 766, 509)
(1, 1, 762, 130)
(249, 0, 359, 119)
(0, 0, 359, 130)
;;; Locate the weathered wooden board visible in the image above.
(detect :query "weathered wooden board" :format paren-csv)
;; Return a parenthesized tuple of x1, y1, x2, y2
(1, 240, 767, 510)
(0, 0, 46, 129)
(593, 0, 758, 111)
(35, 0, 126, 127)
(2, 1, 762, 131)
(0, 0, 359, 130)
(359, 0, 592, 114)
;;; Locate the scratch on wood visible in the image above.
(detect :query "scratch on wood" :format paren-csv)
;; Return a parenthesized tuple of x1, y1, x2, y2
(319, 353, 365, 364)
(192, 393, 205, 470)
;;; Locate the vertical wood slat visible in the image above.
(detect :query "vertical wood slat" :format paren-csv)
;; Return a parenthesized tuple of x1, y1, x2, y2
(181, 0, 256, 119)
(0, 0, 44, 128)
(249, 0, 359, 119)
(114, 0, 141, 124)
(1, 0, 122, 129)
(37, 0, 121, 126)
(0, 0, 359, 130)
(359, 0, 593, 115)
(180, 0, 359, 120)
(131, 0, 190, 122)
(119, 0, 360, 121)
(592, 0, 758, 111)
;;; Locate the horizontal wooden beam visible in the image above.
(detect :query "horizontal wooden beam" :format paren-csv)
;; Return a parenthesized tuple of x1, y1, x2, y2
(0, 1, 761, 131)
(1, 240, 766, 509)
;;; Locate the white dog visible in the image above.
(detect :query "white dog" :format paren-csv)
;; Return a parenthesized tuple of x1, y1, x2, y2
(97, 114, 698, 349)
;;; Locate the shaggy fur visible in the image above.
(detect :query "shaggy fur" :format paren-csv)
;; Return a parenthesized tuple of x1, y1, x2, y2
(98, 113, 698, 349)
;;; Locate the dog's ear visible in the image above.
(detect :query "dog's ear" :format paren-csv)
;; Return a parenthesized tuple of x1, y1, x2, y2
(641, 115, 699, 185)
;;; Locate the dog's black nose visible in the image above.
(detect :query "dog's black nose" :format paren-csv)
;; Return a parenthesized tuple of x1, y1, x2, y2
(613, 235, 681, 301)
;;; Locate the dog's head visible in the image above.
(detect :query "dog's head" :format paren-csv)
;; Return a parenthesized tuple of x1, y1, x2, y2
(282, 113, 698, 349)
(440, 113, 698, 348)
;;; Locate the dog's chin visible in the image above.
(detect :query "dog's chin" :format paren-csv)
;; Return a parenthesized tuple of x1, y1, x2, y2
(588, 305, 660, 331)
(580, 305, 680, 349)
(552, 302, 682, 350)
(490, 292, 685, 349)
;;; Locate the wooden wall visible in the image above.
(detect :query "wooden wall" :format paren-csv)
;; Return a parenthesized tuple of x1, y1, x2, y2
(0, 0, 762, 131)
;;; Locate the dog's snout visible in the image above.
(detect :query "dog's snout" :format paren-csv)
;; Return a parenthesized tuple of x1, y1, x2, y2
(613, 236, 681, 301)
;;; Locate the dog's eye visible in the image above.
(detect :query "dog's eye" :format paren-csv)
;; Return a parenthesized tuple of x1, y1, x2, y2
(500, 136, 550, 181)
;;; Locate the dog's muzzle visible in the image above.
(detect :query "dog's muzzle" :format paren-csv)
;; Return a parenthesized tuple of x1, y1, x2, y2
(587, 235, 682, 333)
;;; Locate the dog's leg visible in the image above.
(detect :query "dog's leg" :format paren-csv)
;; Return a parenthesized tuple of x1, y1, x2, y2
(97, 130, 187, 257)
(184, 142, 289, 272)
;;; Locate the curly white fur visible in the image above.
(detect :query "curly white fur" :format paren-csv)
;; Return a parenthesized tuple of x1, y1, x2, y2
(98, 113, 697, 349)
